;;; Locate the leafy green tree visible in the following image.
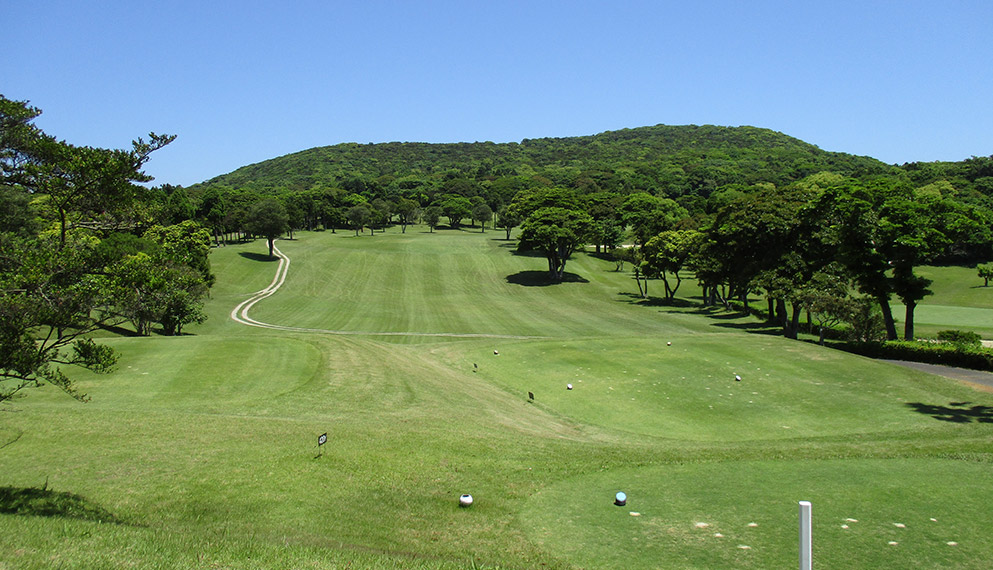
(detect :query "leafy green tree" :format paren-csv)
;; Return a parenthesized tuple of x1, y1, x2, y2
(0, 233, 117, 403)
(245, 198, 289, 258)
(518, 207, 594, 282)
(395, 198, 419, 233)
(642, 229, 702, 301)
(496, 205, 520, 240)
(440, 194, 472, 228)
(422, 205, 442, 233)
(156, 264, 208, 336)
(979, 263, 993, 286)
(107, 251, 207, 336)
(507, 187, 584, 222)
(346, 204, 372, 236)
(589, 219, 624, 253)
(30, 133, 175, 245)
(143, 220, 215, 287)
(801, 266, 856, 344)
(471, 202, 493, 232)
(0, 186, 39, 236)
(619, 193, 688, 247)
(0, 96, 173, 402)
(164, 185, 195, 225)
(370, 198, 392, 231)
(818, 181, 900, 340)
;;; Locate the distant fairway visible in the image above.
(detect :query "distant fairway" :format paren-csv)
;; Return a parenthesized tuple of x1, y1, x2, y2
(2, 227, 992, 569)
(913, 265, 993, 339)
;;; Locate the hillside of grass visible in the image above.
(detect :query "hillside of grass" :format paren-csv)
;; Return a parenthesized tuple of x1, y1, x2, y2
(2, 228, 992, 569)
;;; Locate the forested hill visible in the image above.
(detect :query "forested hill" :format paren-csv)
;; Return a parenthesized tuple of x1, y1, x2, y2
(191, 124, 894, 198)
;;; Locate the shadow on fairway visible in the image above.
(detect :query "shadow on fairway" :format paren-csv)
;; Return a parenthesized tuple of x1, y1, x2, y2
(506, 271, 589, 286)
(615, 291, 696, 308)
(97, 322, 143, 337)
(905, 402, 993, 423)
(0, 485, 130, 525)
(239, 252, 280, 262)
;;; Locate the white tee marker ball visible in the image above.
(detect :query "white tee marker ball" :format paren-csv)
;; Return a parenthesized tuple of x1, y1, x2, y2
(567, 383, 573, 390)
(459, 494, 473, 507)
(494, 350, 499, 355)
(614, 492, 627, 506)
(735, 374, 742, 382)
(667, 341, 672, 346)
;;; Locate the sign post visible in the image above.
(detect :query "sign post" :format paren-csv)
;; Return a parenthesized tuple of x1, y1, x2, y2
(799, 500, 812, 570)
(317, 432, 328, 457)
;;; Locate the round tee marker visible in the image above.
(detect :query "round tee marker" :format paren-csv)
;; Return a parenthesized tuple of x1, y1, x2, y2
(614, 492, 627, 506)
(459, 494, 473, 507)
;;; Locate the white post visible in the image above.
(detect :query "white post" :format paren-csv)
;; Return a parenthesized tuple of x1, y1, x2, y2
(799, 500, 812, 570)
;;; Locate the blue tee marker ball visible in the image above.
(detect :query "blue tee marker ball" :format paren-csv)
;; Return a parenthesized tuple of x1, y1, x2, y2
(615, 492, 627, 506)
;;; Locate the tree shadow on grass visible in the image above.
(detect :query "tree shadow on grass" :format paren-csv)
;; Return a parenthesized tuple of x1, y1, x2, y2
(905, 402, 993, 423)
(615, 291, 696, 308)
(96, 321, 142, 337)
(0, 485, 130, 525)
(239, 252, 279, 262)
(615, 292, 783, 335)
(506, 271, 588, 287)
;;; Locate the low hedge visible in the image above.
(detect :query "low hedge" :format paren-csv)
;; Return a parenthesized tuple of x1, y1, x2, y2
(840, 340, 993, 372)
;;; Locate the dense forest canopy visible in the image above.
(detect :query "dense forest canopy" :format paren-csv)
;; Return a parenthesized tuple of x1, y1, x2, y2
(192, 125, 899, 200)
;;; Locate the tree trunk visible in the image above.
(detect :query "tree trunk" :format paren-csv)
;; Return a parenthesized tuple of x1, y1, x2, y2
(775, 298, 788, 331)
(904, 301, 916, 341)
(786, 302, 802, 340)
(267, 237, 275, 259)
(877, 293, 898, 340)
(767, 297, 776, 323)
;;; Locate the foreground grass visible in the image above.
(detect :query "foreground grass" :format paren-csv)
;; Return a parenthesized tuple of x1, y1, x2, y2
(2, 227, 992, 569)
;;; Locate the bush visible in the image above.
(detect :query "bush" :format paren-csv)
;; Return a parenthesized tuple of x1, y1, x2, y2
(840, 340, 993, 372)
(936, 330, 983, 349)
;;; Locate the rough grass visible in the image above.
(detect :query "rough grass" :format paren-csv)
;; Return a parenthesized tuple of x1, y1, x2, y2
(1, 227, 992, 569)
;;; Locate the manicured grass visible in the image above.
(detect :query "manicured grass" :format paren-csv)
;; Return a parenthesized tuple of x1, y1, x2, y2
(521, 458, 993, 569)
(2, 227, 992, 569)
(914, 265, 993, 339)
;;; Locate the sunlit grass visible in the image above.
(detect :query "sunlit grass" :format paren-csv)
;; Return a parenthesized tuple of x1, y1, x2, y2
(1, 228, 991, 569)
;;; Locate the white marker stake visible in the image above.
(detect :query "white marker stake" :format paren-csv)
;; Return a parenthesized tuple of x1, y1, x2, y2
(799, 501, 812, 570)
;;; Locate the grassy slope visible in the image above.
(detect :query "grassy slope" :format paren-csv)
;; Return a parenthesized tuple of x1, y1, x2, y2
(1, 228, 991, 569)
(913, 265, 993, 339)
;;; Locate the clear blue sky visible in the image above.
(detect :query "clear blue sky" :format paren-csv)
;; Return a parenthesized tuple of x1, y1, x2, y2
(5, 1, 992, 187)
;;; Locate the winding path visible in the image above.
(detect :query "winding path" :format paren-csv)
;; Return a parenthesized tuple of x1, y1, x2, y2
(230, 242, 546, 340)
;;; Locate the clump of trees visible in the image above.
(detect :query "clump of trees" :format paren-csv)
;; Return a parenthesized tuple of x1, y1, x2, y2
(0, 95, 211, 403)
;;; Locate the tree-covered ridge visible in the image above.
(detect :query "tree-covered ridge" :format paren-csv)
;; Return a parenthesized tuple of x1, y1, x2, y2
(193, 124, 894, 197)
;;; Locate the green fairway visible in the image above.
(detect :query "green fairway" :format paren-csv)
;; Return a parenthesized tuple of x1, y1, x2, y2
(913, 265, 993, 339)
(2, 228, 992, 569)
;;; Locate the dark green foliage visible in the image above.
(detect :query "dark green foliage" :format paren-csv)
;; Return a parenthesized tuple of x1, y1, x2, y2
(841, 340, 993, 372)
(244, 198, 289, 257)
(518, 207, 595, 282)
(189, 125, 895, 203)
(979, 263, 993, 286)
(937, 330, 983, 349)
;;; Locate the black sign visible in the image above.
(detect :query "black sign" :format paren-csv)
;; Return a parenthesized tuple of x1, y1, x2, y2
(318, 433, 328, 446)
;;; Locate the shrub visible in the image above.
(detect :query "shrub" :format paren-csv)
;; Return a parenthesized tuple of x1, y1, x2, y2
(936, 330, 982, 349)
(840, 340, 993, 372)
